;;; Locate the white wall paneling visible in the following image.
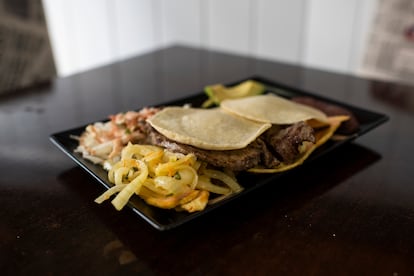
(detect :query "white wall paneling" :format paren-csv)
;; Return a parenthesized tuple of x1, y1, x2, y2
(43, 0, 115, 76)
(161, 0, 201, 46)
(206, 0, 252, 55)
(302, 0, 359, 73)
(302, 0, 378, 74)
(42, 0, 379, 77)
(352, 0, 379, 74)
(70, 0, 114, 72)
(42, 0, 76, 76)
(112, 0, 157, 61)
(255, 0, 306, 64)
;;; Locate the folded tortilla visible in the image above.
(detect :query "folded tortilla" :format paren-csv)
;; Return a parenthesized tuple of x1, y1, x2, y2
(147, 107, 272, 150)
(147, 96, 348, 173)
(221, 94, 328, 125)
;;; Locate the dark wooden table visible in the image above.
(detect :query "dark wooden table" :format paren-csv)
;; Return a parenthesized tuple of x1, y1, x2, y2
(1, 45, 414, 275)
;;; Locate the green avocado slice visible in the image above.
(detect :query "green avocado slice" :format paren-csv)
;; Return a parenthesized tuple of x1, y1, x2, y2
(202, 80, 265, 107)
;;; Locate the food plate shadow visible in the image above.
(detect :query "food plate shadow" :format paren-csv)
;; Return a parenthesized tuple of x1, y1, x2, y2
(231, 142, 382, 219)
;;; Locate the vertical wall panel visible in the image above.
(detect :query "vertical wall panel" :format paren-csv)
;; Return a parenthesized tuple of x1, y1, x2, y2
(161, 0, 201, 46)
(207, 0, 251, 55)
(43, 0, 379, 77)
(43, 0, 116, 76)
(255, 0, 305, 64)
(113, 0, 157, 60)
(302, 0, 359, 73)
(42, 0, 78, 76)
(69, 0, 114, 73)
(350, 0, 379, 73)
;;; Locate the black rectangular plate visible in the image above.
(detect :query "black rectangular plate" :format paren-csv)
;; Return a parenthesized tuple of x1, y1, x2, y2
(50, 76, 389, 231)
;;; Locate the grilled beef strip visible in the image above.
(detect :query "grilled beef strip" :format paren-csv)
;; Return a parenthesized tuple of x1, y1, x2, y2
(256, 138, 281, 168)
(265, 121, 315, 164)
(148, 129, 262, 171)
(145, 120, 316, 171)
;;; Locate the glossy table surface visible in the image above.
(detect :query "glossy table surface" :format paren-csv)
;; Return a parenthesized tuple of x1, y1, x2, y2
(1, 45, 414, 275)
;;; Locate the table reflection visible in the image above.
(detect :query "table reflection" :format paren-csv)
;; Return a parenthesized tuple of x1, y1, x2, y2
(56, 142, 381, 274)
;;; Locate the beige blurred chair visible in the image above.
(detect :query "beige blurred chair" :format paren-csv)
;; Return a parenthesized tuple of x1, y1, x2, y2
(0, 0, 56, 95)
(359, 0, 414, 85)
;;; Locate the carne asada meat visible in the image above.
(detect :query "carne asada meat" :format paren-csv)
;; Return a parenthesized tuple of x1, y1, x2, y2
(147, 121, 316, 171)
(256, 138, 281, 168)
(148, 128, 262, 171)
(265, 121, 315, 164)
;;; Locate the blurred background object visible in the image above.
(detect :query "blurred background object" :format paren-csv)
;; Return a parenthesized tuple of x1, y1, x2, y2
(4, 0, 413, 86)
(0, 0, 56, 95)
(359, 0, 414, 85)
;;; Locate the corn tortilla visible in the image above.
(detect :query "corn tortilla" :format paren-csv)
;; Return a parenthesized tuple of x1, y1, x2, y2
(147, 107, 272, 150)
(221, 94, 328, 125)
